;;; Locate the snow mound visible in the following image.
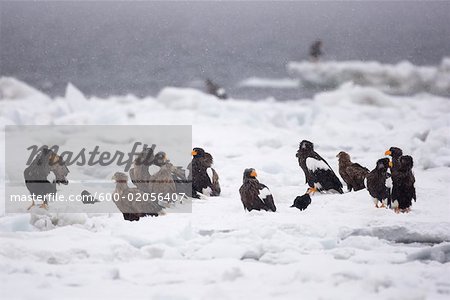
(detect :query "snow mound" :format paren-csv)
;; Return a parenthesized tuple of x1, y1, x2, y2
(239, 77, 300, 89)
(29, 208, 88, 231)
(0, 77, 49, 101)
(407, 243, 450, 263)
(0, 77, 449, 299)
(287, 58, 450, 96)
(342, 224, 450, 244)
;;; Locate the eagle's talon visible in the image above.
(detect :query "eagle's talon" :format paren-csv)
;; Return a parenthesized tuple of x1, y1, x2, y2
(307, 187, 317, 195)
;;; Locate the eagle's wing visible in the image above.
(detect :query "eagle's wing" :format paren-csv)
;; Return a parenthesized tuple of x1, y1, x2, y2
(206, 167, 221, 196)
(259, 184, 276, 212)
(306, 154, 343, 192)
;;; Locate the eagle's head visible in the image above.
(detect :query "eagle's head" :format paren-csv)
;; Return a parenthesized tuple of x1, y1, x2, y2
(376, 158, 390, 172)
(192, 147, 206, 158)
(297, 140, 314, 157)
(112, 172, 128, 182)
(336, 151, 351, 162)
(243, 168, 257, 181)
(399, 155, 414, 171)
(385, 147, 403, 159)
(152, 151, 169, 167)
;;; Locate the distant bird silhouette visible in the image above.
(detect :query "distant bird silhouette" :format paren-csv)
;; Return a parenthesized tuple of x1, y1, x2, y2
(205, 79, 228, 100)
(309, 40, 323, 61)
(80, 190, 100, 204)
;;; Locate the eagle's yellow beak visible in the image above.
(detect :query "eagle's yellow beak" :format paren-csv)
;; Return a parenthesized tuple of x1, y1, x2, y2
(250, 170, 257, 177)
(191, 150, 197, 156)
(385, 150, 392, 156)
(389, 161, 393, 168)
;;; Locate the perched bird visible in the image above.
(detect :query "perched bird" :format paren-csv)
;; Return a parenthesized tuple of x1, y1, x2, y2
(385, 147, 403, 177)
(152, 151, 190, 196)
(365, 158, 392, 208)
(336, 151, 370, 192)
(205, 79, 228, 100)
(391, 155, 416, 213)
(189, 147, 221, 198)
(291, 194, 312, 211)
(80, 190, 100, 204)
(309, 40, 323, 61)
(296, 140, 343, 194)
(239, 168, 276, 212)
(24, 147, 69, 210)
(112, 172, 164, 221)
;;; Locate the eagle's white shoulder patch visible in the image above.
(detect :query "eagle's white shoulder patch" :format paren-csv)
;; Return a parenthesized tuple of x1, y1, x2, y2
(259, 187, 272, 200)
(306, 157, 330, 172)
(206, 168, 214, 183)
(217, 88, 226, 96)
(386, 176, 393, 189)
(364, 177, 368, 188)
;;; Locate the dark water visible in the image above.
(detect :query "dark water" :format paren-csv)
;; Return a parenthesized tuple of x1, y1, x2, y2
(1, 1, 450, 100)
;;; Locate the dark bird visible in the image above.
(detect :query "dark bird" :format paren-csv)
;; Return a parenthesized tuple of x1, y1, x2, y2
(309, 40, 323, 61)
(385, 147, 403, 177)
(24, 147, 69, 210)
(188, 147, 221, 198)
(391, 155, 416, 213)
(112, 172, 164, 222)
(365, 158, 392, 208)
(336, 151, 370, 192)
(296, 140, 343, 194)
(80, 190, 100, 204)
(239, 168, 276, 212)
(205, 79, 228, 100)
(291, 194, 312, 211)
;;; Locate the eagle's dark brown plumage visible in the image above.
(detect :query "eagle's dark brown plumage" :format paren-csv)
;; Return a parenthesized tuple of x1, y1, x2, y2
(391, 155, 416, 213)
(188, 147, 221, 198)
(239, 168, 276, 212)
(336, 151, 369, 192)
(296, 140, 343, 194)
(365, 158, 391, 208)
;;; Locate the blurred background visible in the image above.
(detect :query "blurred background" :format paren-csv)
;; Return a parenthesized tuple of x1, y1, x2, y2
(1, 1, 450, 99)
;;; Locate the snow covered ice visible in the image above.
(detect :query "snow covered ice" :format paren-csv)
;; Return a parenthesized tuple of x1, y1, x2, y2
(0, 77, 450, 299)
(287, 58, 450, 97)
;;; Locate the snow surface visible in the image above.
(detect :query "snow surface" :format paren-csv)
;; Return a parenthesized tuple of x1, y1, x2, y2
(287, 57, 450, 96)
(0, 78, 450, 299)
(239, 77, 300, 89)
